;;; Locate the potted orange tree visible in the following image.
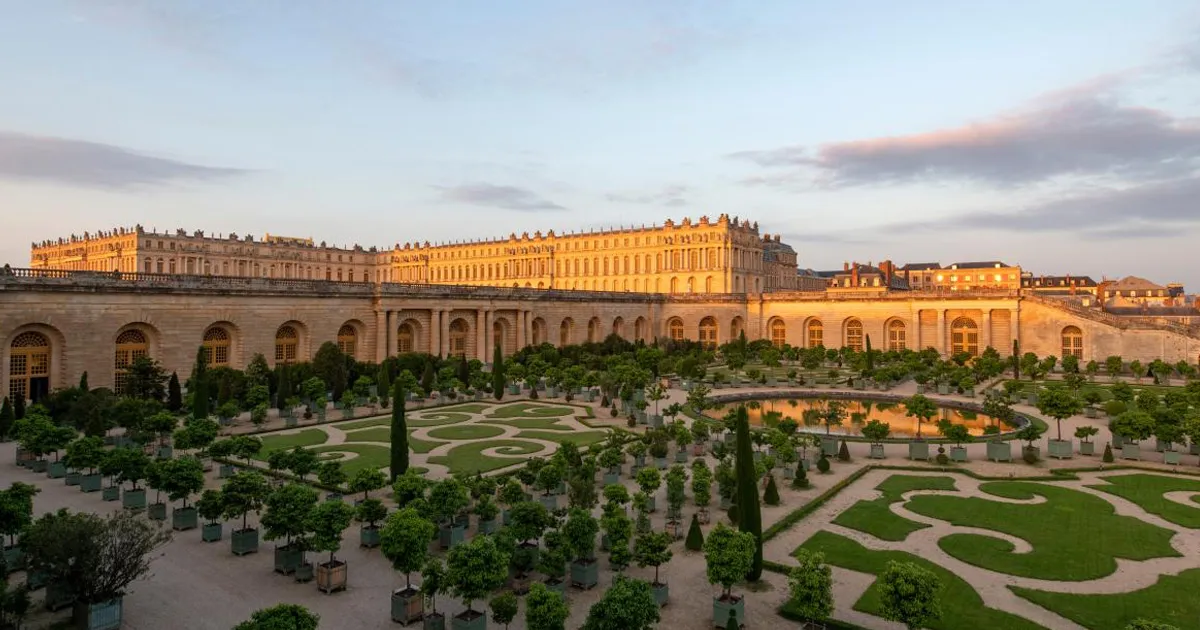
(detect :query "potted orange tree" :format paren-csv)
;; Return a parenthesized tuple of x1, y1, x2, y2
(262, 483, 319, 575)
(382, 508, 437, 625)
(634, 530, 673, 607)
(446, 535, 509, 630)
(564, 508, 599, 589)
(158, 457, 205, 531)
(221, 471, 271, 556)
(704, 523, 755, 628)
(197, 489, 224, 543)
(309, 500, 355, 594)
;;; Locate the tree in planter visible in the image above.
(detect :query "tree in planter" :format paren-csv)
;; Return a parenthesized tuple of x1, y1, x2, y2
(390, 379, 409, 482)
(108, 447, 150, 494)
(490, 591, 519, 630)
(1111, 410, 1156, 447)
(600, 506, 633, 572)
(879, 560, 942, 630)
(704, 523, 756, 608)
(691, 460, 712, 515)
(940, 423, 972, 453)
(356, 498, 388, 544)
(349, 467, 388, 501)
(428, 477, 471, 537)
(158, 457, 206, 523)
(196, 489, 224, 531)
(221, 471, 271, 532)
(581, 573, 659, 630)
(788, 549, 833, 625)
(902, 394, 938, 439)
(1037, 386, 1084, 441)
(381, 508, 437, 588)
(1075, 426, 1100, 450)
(262, 483, 319, 566)
(633, 530, 673, 589)
(563, 507, 599, 585)
(446, 534, 510, 626)
(635, 466, 661, 510)
(0, 482, 39, 553)
(230, 435, 264, 467)
(307, 499, 356, 590)
(393, 469, 431, 509)
(536, 462, 564, 499)
(421, 557, 448, 622)
(732, 406, 763, 581)
(645, 383, 666, 418)
(285, 447, 319, 482)
(1015, 424, 1045, 461)
(526, 581, 570, 630)
(665, 465, 687, 522)
(65, 435, 105, 480)
(234, 604, 320, 630)
(317, 460, 347, 493)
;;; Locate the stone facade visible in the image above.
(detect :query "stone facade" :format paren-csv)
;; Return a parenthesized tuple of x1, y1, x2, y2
(3, 270, 1198, 403)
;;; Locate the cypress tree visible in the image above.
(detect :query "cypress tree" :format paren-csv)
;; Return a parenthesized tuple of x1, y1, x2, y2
(275, 367, 290, 409)
(13, 394, 25, 420)
(0, 397, 13, 441)
(457, 357, 470, 389)
(684, 513, 704, 551)
(492, 341, 505, 401)
(865, 335, 874, 373)
(377, 365, 390, 409)
(1012, 340, 1021, 379)
(725, 609, 739, 630)
(191, 345, 209, 420)
(763, 475, 781, 506)
(167, 372, 182, 412)
(733, 405, 762, 581)
(420, 360, 435, 395)
(390, 378, 409, 481)
(79, 371, 89, 391)
(217, 375, 232, 407)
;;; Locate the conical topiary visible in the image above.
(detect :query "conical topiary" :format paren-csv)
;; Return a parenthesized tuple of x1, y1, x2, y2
(726, 608, 739, 630)
(763, 475, 781, 506)
(817, 455, 831, 474)
(1102, 442, 1114, 463)
(792, 463, 809, 489)
(837, 440, 851, 462)
(684, 513, 704, 551)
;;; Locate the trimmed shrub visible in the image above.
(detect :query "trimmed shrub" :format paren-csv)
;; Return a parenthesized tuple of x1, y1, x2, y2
(1102, 443, 1114, 463)
(763, 476, 780, 506)
(816, 455, 830, 474)
(684, 514, 704, 551)
(836, 440, 850, 462)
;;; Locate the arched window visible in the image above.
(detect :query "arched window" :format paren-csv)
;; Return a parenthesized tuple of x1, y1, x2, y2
(532, 318, 546, 346)
(202, 326, 231, 368)
(1062, 326, 1083, 359)
(587, 318, 601, 343)
(634, 317, 648, 341)
(397, 322, 416, 354)
(275, 325, 299, 364)
(612, 317, 625, 338)
(951, 317, 979, 356)
(448, 319, 468, 358)
(699, 317, 717, 349)
(730, 317, 744, 341)
(806, 320, 823, 349)
(770, 319, 786, 348)
(559, 319, 573, 347)
(8, 331, 50, 402)
(114, 329, 149, 395)
(845, 319, 864, 352)
(668, 318, 685, 342)
(670, 277, 678, 294)
(337, 324, 357, 358)
(888, 320, 907, 352)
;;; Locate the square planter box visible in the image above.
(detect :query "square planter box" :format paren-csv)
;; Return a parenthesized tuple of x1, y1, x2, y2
(908, 442, 930, 461)
(147, 502, 167, 521)
(424, 613, 447, 630)
(80, 473, 103, 493)
(48, 460, 67, 479)
(30, 459, 48, 473)
(285, 417, 298, 428)
(360, 525, 381, 548)
(232, 528, 260, 556)
(820, 436, 839, 456)
(1085, 407, 1100, 419)
(570, 559, 599, 589)
(869, 444, 886, 459)
(450, 610, 486, 630)
(392, 588, 424, 625)
(713, 595, 745, 629)
(987, 442, 1012, 462)
(652, 582, 669, 607)
(1190, 443, 1200, 456)
(1048, 439, 1074, 459)
(1122, 443, 1141, 461)
(202, 522, 223, 542)
(172, 506, 199, 531)
(122, 488, 147, 510)
(478, 518, 497, 535)
(317, 560, 348, 594)
(655, 457, 669, 470)
(646, 496, 657, 513)
(156, 446, 173, 460)
(102, 486, 120, 501)
(603, 472, 620, 486)
(675, 451, 688, 463)
(1080, 441, 1096, 456)
(218, 464, 235, 478)
(950, 446, 968, 462)
(1111, 433, 1125, 448)
(1164, 450, 1182, 465)
(783, 466, 795, 479)
(275, 544, 304, 574)
(72, 598, 123, 630)
(937, 384, 951, 395)
(439, 524, 466, 550)
(3, 545, 25, 574)
(539, 495, 558, 511)
(294, 562, 315, 583)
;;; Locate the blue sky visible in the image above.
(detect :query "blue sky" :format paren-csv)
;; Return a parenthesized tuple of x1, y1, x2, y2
(2, 1, 1199, 288)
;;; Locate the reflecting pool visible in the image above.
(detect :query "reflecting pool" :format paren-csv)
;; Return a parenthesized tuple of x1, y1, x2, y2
(703, 397, 1002, 439)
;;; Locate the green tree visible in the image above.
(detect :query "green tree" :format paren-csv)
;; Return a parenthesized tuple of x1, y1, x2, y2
(788, 550, 833, 623)
(446, 534, 510, 619)
(732, 406, 762, 580)
(489, 591, 519, 630)
(122, 356, 168, 401)
(704, 523, 756, 601)
(261, 483, 319, 548)
(234, 604, 320, 630)
(684, 513, 704, 551)
(380, 508, 437, 590)
(879, 561, 942, 630)
(1037, 386, 1084, 441)
(763, 475, 781, 506)
(632, 530, 673, 586)
(1125, 620, 1180, 630)
(221, 471, 271, 530)
(0, 397, 13, 441)
(377, 365, 391, 410)
(190, 346, 209, 420)
(422, 559, 447, 616)
(525, 582, 570, 630)
(493, 342, 506, 401)
(0, 482, 40, 547)
(157, 457, 205, 508)
(313, 342, 349, 399)
(316, 461, 347, 490)
(902, 394, 938, 439)
(391, 378, 409, 481)
(349, 468, 388, 501)
(580, 574, 659, 630)
(307, 500, 355, 565)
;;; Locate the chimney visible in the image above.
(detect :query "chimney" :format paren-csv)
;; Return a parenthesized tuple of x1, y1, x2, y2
(844, 261, 850, 272)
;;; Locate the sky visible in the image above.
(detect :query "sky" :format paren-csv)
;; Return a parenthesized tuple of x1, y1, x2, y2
(2, 1, 1199, 288)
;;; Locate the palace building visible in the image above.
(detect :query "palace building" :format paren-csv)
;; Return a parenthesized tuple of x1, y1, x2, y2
(7, 219, 1200, 403)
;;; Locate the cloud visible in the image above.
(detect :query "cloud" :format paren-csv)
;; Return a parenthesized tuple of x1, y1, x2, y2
(0, 131, 250, 188)
(605, 184, 688, 207)
(435, 183, 566, 212)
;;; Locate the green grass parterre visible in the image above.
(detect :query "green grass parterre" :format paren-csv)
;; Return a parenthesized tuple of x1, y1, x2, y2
(833, 475, 957, 541)
(1087, 474, 1200, 528)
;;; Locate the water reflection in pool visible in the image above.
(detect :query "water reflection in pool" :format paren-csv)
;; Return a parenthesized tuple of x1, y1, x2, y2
(703, 398, 1000, 439)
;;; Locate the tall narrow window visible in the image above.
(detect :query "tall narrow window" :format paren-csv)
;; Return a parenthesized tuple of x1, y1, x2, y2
(8, 331, 50, 402)
(950, 317, 979, 356)
(275, 325, 299, 364)
(337, 324, 357, 358)
(888, 320, 907, 352)
(1061, 326, 1083, 359)
(114, 329, 148, 395)
(668, 318, 685, 342)
(699, 317, 718, 349)
(770, 319, 786, 348)
(448, 319, 468, 358)
(806, 320, 823, 348)
(845, 319, 864, 352)
(202, 326, 231, 368)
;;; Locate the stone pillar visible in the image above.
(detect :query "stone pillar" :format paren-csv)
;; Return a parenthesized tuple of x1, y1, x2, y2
(982, 309, 993, 350)
(440, 310, 451, 357)
(912, 308, 922, 350)
(516, 310, 527, 348)
(936, 309, 946, 356)
(429, 309, 441, 356)
(1010, 308, 1020, 352)
(523, 310, 532, 347)
(375, 309, 387, 362)
(386, 310, 397, 357)
(476, 309, 486, 363)
(484, 310, 494, 364)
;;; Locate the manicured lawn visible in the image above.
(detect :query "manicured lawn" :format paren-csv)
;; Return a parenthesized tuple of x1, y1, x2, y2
(798, 530, 1046, 630)
(408, 411, 474, 427)
(343, 427, 392, 444)
(309, 444, 388, 477)
(999, 380, 1183, 400)
(906, 482, 1180, 580)
(515, 430, 608, 446)
(252, 429, 329, 460)
(1087, 474, 1200, 528)
(439, 403, 492, 414)
(336, 415, 391, 430)
(833, 475, 957, 541)
(426, 424, 507, 440)
(1012, 569, 1200, 630)
(428, 439, 547, 474)
(486, 402, 575, 418)
(482, 416, 575, 431)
